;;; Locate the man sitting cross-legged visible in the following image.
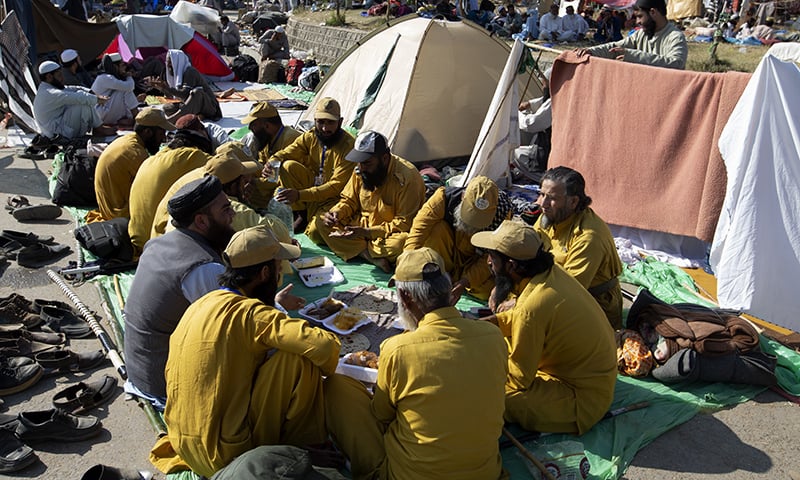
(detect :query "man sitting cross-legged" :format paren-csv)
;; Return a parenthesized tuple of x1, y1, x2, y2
(324, 247, 508, 479)
(150, 225, 341, 478)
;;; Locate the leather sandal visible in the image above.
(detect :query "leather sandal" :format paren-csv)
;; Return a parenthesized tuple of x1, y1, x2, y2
(0, 337, 58, 358)
(0, 230, 54, 247)
(0, 325, 65, 345)
(40, 306, 92, 338)
(35, 349, 107, 373)
(52, 375, 118, 414)
(10, 204, 63, 222)
(32, 299, 75, 315)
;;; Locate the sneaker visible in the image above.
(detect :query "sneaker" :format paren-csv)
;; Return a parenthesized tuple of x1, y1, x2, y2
(0, 360, 42, 396)
(0, 427, 38, 473)
(15, 408, 102, 443)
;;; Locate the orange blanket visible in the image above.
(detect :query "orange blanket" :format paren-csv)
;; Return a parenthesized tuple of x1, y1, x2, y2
(548, 52, 751, 242)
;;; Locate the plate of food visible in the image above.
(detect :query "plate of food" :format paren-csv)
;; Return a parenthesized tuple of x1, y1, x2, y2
(298, 297, 347, 324)
(334, 287, 396, 315)
(292, 256, 345, 287)
(336, 332, 370, 356)
(335, 350, 379, 383)
(324, 307, 371, 335)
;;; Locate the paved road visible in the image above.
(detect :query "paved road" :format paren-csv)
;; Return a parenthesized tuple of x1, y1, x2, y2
(1, 148, 798, 479)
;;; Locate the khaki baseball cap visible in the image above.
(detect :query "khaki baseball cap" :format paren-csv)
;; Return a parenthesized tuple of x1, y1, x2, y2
(470, 219, 542, 260)
(392, 247, 446, 283)
(216, 141, 255, 163)
(461, 176, 499, 230)
(203, 151, 261, 184)
(315, 97, 341, 121)
(135, 107, 176, 130)
(242, 102, 279, 125)
(223, 225, 301, 268)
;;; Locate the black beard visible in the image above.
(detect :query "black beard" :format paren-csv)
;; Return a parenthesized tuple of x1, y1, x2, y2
(315, 127, 343, 148)
(207, 219, 235, 252)
(143, 136, 162, 155)
(252, 275, 278, 307)
(643, 17, 656, 37)
(49, 79, 65, 90)
(360, 165, 388, 191)
(491, 273, 514, 308)
(253, 128, 271, 149)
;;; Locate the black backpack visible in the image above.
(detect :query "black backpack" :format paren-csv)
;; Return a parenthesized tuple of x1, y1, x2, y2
(52, 145, 98, 208)
(74, 217, 134, 262)
(231, 54, 259, 82)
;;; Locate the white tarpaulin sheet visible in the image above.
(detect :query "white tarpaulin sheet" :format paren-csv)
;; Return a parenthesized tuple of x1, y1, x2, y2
(115, 14, 194, 52)
(458, 39, 524, 188)
(710, 54, 800, 332)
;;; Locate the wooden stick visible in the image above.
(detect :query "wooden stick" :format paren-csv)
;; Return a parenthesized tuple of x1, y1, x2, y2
(502, 427, 557, 480)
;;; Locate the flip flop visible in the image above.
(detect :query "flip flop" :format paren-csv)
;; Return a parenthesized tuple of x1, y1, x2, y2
(5, 196, 30, 211)
(52, 375, 118, 415)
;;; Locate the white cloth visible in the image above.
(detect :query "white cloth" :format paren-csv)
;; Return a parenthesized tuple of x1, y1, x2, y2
(181, 262, 225, 302)
(561, 13, 588, 36)
(33, 82, 100, 138)
(204, 121, 232, 151)
(166, 49, 191, 89)
(710, 54, 800, 332)
(539, 13, 563, 40)
(91, 74, 138, 124)
(519, 96, 552, 133)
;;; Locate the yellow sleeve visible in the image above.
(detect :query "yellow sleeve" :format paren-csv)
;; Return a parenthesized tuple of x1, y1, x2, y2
(405, 187, 446, 250)
(270, 132, 311, 164)
(252, 307, 341, 375)
(298, 136, 356, 204)
(505, 301, 546, 391)
(367, 165, 426, 240)
(328, 170, 360, 222)
(371, 341, 398, 425)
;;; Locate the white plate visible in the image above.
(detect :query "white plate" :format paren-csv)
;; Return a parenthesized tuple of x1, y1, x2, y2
(323, 310, 371, 335)
(298, 298, 347, 324)
(335, 353, 378, 383)
(293, 256, 345, 287)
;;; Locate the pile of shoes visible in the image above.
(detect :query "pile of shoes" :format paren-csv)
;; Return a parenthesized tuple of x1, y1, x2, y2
(20, 133, 65, 160)
(5, 195, 62, 222)
(0, 404, 108, 473)
(0, 230, 71, 269)
(0, 293, 107, 396)
(0, 294, 114, 473)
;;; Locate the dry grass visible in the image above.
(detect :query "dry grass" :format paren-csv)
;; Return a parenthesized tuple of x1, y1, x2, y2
(289, 10, 770, 73)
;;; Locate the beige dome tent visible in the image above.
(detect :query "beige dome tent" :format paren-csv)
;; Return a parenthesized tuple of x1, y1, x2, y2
(298, 16, 534, 164)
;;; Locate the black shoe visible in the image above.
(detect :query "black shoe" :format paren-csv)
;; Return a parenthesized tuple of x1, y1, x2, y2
(40, 306, 91, 338)
(0, 360, 42, 396)
(0, 230, 55, 247)
(0, 427, 38, 473)
(16, 242, 71, 268)
(15, 408, 102, 443)
(81, 464, 151, 480)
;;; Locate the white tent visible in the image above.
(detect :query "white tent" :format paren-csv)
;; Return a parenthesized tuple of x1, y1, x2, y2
(298, 17, 533, 163)
(710, 46, 800, 333)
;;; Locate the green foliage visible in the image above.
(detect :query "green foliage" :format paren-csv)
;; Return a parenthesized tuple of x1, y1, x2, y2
(325, 11, 347, 26)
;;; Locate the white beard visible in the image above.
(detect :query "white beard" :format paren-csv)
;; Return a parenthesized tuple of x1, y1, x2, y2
(397, 299, 418, 332)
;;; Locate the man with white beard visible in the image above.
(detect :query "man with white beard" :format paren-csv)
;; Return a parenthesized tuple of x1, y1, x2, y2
(323, 248, 508, 479)
(533, 166, 623, 328)
(405, 176, 512, 303)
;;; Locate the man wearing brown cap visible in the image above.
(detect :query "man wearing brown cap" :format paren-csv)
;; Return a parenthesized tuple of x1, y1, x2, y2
(405, 175, 513, 302)
(151, 143, 305, 312)
(150, 225, 340, 478)
(241, 102, 301, 209)
(314, 130, 425, 272)
(534, 166, 623, 328)
(471, 220, 616, 435)
(267, 97, 356, 234)
(128, 114, 215, 256)
(324, 247, 507, 479)
(125, 176, 236, 408)
(577, 0, 687, 69)
(86, 107, 175, 223)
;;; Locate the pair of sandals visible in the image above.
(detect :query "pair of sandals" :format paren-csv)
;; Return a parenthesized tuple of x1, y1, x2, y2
(5, 196, 62, 222)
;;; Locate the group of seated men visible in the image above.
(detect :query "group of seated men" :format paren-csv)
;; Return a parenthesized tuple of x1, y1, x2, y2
(32, 48, 223, 148)
(55, 81, 627, 476)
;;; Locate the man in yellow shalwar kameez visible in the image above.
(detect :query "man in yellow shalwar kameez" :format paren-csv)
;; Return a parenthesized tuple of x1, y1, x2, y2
(265, 97, 356, 234)
(150, 226, 340, 478)
(312, 130, 425, 272)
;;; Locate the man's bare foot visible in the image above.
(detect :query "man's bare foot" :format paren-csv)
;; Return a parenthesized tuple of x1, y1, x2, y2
(219, 87, 235, 99)
(359, 250, 391, 273)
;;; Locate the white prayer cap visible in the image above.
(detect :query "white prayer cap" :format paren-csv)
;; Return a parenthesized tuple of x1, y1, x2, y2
(107, 52, 123, 63)
(60, 49, 79, 63)
(39, 61, 61, 75)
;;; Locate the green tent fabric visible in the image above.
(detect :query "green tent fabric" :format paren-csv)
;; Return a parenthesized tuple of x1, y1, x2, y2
(349, 34, 400, 131)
